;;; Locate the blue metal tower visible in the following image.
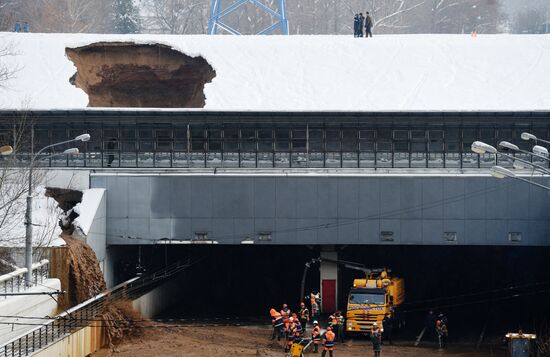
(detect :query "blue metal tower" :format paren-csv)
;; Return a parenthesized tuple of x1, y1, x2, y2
(208, 0, 289, 35)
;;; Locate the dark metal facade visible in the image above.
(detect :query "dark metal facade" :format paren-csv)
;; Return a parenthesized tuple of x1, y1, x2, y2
(1, 110, 549, 169)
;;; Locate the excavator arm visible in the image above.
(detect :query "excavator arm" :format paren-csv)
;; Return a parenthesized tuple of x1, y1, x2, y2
(299, 257, 389, 303)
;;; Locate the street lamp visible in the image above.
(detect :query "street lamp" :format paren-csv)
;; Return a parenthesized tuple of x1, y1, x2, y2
(491, 165, 550, 191)
(25, 134, 89, 286)
(471, 141, 550, 175)
(499, 141, 550, 162)
(471, 141, 497, 154)
(521, 132, 550, 146)
(533, 145, 549, 158)
(1, 145, 13, 156)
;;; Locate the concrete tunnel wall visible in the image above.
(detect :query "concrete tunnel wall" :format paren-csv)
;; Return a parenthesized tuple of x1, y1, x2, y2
(90, 173, 550, 246)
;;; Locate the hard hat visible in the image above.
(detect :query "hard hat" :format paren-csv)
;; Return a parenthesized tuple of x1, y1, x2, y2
(327, 326, 332, 331)
(313, 320, 319, 325)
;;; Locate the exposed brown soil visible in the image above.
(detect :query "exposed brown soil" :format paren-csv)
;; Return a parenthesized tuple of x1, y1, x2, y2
(63, 234, 107, 306)
(66, 42, 216, 108)
(100, 300, 144, 347)
(45, 187, 83, 212)
(93, 325, 498, 357)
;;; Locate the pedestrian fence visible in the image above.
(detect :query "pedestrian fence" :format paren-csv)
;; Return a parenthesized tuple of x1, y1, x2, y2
(0, 260, 49, 297)
(0, 260, 192, 357)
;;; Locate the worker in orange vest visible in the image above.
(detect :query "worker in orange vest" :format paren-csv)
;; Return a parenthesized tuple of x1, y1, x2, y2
(281, 304, 291, 337)
(310, 291, 321, 318)
(311, 320, 322, 353)
(270, 308, 284, 341)
(285, 317, 297, 352)
(321, 326, 336, 357)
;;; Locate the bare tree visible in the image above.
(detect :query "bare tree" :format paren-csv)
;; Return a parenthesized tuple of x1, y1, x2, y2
(0, 113, 61, 269)
(0, 42, 18, 89)
(7, 0, 112, 33)
(423, 0, 502, 33)
(512, 3, 550, 34)
(140, 0, 208, 34)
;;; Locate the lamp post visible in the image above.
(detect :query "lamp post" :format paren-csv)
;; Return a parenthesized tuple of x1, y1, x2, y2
(1, 145, 14, 156)
(471, 141, 550, 175)
(491, 165, 550, 191)
(498, 141, 550, 162)
(25, 134, 90, 286)
(521, 132, 550, 146)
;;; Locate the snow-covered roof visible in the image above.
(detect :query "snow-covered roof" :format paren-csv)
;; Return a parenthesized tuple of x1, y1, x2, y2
(1, 33, 550, 111)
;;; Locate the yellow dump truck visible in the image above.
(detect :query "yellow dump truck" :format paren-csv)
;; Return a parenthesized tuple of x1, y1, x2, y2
(345, 270, 405, 334)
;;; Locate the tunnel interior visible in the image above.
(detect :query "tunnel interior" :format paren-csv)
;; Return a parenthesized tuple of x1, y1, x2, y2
(66, 42, 216, 108)
(110, 244, 550, 341)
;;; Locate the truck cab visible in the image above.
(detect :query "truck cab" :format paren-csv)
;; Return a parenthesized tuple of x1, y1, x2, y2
(345, 271, 404, 334)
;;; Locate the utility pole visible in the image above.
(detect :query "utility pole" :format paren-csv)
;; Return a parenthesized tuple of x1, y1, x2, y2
(209, 0, 289, 35)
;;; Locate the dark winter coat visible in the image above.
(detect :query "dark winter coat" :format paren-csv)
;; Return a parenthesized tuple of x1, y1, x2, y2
(365, 15, 373, 29)
(359, 15, 365, 29)
(353, 15, 359, 34)
(371, 331, 382, 351)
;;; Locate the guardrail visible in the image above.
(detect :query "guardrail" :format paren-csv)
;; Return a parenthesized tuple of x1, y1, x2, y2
(0, 260, 49, 297)
(0, 260, 191, 357)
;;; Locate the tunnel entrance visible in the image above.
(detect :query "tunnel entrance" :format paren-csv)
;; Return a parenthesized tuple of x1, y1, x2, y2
(109, 245, 550, 342)
(66, 42, 216, 108)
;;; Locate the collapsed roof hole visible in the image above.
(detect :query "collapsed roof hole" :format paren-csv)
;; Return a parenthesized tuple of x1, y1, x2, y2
(66, 42, 216, 108)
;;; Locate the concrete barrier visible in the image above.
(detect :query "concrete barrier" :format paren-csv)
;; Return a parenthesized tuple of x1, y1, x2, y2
(32, 322, 104, 357)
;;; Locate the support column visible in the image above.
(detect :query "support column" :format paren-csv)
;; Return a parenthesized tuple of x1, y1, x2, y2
(320, 250, 338, 313)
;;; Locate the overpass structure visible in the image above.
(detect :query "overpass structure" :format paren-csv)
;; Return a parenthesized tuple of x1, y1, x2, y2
(1, 109, 549, 248)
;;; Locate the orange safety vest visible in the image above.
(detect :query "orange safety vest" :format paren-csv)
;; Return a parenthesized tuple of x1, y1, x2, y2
(323, 331, 336, 350)
(270, 308, 281, 318)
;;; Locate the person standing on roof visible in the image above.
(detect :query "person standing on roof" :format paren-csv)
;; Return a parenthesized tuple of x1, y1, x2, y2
(365, 12, 373, 38)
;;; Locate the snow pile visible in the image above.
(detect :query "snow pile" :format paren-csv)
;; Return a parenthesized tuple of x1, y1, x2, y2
(1, 33, 550, 111)
(0, 186, 64, 248)
(72, 188, 105, 236)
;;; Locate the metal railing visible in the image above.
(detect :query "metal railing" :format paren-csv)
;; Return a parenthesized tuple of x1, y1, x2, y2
(0, 260, 49, 297)
(0, 260, 191, 357)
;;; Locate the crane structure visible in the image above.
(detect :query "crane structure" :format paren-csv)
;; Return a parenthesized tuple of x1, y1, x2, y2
(208, 0, 289, 35)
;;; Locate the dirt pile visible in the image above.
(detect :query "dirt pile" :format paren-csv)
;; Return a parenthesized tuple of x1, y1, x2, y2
(66, 42, 216, 108)
(63, 235, 143, 347)
(63, 234, 106, 305)
(100, 300, 144, 347)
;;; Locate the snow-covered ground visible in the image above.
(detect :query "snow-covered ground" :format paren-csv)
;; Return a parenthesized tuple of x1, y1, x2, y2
(1, 33, 550, 111)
